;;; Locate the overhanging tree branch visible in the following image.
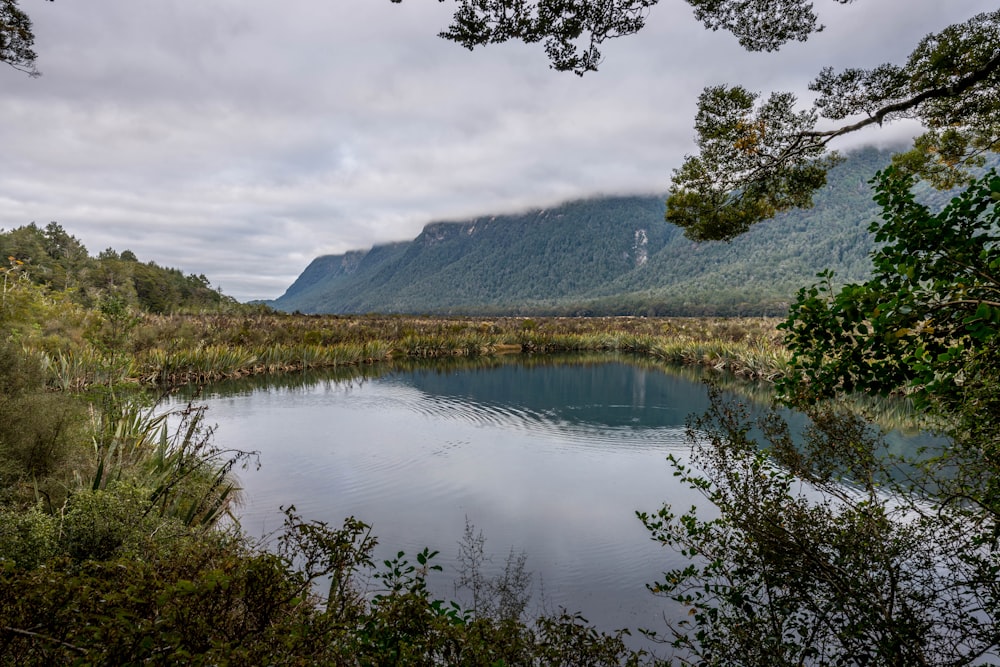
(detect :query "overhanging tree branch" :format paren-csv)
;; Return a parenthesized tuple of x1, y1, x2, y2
(803, 50, 1000, 142)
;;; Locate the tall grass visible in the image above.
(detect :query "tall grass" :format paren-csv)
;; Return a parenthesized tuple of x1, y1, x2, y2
(135, 341, 393, 385)
(650, 336, 789, 380)
(38, 349, 138, 390)
(35, 314, 791, 390)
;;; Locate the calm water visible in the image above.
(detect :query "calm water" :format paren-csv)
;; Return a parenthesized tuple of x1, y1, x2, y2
(168, 357, 812, 644)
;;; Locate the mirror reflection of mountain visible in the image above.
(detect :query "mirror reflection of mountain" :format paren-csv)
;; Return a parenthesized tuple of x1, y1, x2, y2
(186, 353, 928, 437)
(397, 359, 708, 431)
(178, 355, 944, 651)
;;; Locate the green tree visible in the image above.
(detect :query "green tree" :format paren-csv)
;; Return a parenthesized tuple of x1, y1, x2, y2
(393, 0, 849, 75)
(633, 157, 1000, 666)
(777, 166, 1000, 584)
(402, 2, 1000, 241)
(780, 167, 1000, 408)
(638, 387, 999, 666)
(0, 0, 47, 76)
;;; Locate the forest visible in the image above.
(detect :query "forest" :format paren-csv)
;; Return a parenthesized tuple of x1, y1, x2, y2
(272, 148, 900, 317)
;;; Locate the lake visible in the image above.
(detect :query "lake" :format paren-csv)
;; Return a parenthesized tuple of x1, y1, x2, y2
(167, 355, 864, 647)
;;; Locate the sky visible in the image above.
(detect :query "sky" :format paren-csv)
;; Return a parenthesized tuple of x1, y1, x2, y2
(1, 1, 994, 301)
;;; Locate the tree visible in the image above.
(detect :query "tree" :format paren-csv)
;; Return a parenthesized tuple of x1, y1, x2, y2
(638, 133, 1000, 667)
(399, 2, 1000, 240)
(633, 167, 1000, 666)
(0, 0, 50, 77)
(638, 386, 1000, 666)
(780, 167, 1000, 408)
(777, 165, 1000, 569)
(392, 0, 850, 76)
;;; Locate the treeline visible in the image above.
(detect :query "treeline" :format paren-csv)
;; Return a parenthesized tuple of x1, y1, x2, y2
(1, 222, 233, 314)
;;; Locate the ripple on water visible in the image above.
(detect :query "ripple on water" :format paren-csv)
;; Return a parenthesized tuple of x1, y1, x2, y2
(179, 360, 718, 654)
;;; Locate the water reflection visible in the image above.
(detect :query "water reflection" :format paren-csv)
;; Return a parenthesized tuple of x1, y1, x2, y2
(170, 354, 935, 651)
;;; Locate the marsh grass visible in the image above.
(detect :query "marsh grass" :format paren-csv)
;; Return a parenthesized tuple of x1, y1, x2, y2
(28, 314, 789, 390)
(650, 336, 790, 380)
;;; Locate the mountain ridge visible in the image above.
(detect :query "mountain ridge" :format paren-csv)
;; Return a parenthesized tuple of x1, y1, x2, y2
(271, 147, 906, 316)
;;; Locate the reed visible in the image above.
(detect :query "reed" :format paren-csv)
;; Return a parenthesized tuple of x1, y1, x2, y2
(649, 337, 789, 380)
(139, 346, 260, 384)
(37, 349, 102, 391)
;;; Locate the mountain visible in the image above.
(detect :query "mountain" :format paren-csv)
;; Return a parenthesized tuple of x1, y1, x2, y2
(270, 147, 904, 316)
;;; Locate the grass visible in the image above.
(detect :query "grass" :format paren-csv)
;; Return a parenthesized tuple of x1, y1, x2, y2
(22, 313, 790, 390)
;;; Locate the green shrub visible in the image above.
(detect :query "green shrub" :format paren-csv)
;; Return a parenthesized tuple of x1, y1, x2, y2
(0, 505, 58, 569)
(0, 340, 85, 504)
(61, 483, 165, 561)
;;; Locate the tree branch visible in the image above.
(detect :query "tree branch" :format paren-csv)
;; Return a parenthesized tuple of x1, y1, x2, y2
(1, 626, 87, 654)
(803, 50, 1000, 142)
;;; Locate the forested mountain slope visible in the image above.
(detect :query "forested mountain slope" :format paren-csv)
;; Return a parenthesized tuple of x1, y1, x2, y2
(271, 147, 911, 315)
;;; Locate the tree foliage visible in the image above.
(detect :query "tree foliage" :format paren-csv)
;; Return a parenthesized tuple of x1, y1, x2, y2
(780, 167, 1000, 407)
(0, 223, 232, 314)
(392, 0, 851, 75)
(639, 388, 1000, 666)
(0, 0, 48, 76)
(667, 8, 1000, 240)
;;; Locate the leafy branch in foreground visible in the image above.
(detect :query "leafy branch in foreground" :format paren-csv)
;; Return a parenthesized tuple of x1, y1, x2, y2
(0, 0, 48, 77)
(779, 166, 1000, 407)
(667, 9, 1000, 240)
(392, 0, 850, 75)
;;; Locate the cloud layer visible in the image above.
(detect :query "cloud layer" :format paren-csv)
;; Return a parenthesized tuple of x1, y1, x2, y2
(1, 1, 992, 299)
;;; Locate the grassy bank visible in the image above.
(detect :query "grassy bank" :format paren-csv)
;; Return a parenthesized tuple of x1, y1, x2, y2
(21, 312, 789, 390)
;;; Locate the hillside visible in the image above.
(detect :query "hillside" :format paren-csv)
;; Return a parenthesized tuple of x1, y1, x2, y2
(0, 222, 234, 314)
(271, 147, 902, 316)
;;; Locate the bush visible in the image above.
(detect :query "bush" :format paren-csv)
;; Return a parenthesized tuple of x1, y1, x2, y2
(0, 339, 85, 505)
(0, 505, 58, 569)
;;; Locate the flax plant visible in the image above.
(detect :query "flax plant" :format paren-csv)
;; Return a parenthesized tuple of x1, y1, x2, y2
(36, 349, 103, 392)
(83, 398, 250, 528)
